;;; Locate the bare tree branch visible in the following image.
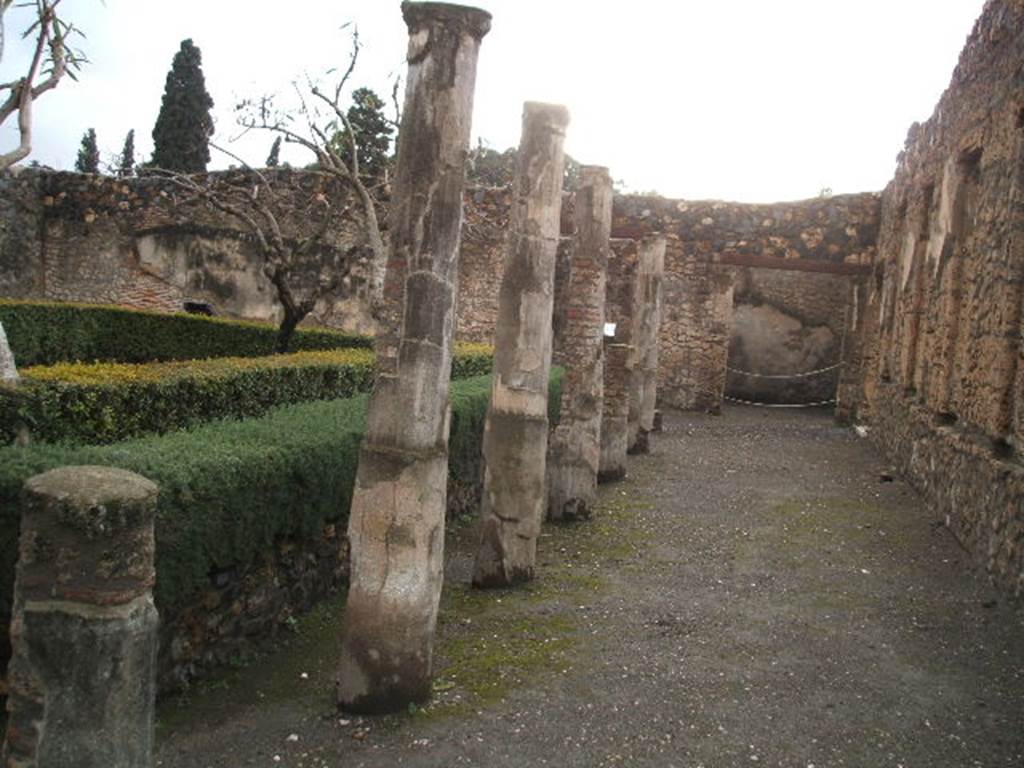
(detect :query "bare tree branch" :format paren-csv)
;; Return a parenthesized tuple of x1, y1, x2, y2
(389, 75, 402, 130)
(0, 0, 80, 171)
(233, 23, 390, 318)
(153, 167, 355, 353)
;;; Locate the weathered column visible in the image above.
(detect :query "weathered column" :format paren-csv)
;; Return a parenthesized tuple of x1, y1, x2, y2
(472, 102, 569, 588)
(546, 166, 613, 521)
(600, 239, 640, 480)
(3, 466, 158, 768)
(0, 322, 17, 383)
(551, 235, 574, 366)
(337, 2, 490, 714)
(598, 340, 631, 481)
(630, 235, 666, 453)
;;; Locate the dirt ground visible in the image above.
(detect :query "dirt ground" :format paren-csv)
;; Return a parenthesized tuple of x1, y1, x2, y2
(156, 405, 1024, 768)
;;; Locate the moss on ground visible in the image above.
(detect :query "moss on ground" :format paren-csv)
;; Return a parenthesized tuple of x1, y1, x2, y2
(157, 480, 656, 738)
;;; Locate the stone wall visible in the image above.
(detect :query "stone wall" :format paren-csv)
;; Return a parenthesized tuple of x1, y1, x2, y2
(456, 187, 512, 342)
(0, 170, 881, 413)
(612, 193, 880, 410)
(841, 0, 1024, 594)
(0, 170, 379, 334)
(452, 188, 881, 411)
(728, 268, 849, 403)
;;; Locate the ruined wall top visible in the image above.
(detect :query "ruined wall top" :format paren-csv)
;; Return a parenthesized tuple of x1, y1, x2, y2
(613, 192, 881, 271)
(9, 168, 367, 247)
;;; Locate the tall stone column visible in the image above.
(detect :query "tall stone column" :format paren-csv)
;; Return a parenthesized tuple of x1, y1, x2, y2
(600, 239, 640, 480)
(337, 2, 490, 714)
(630, 235, 666, 453)
(0, 322, 17, 383)
(551, 235, 575, 366)
(546, 166, 613, 521)
(472, 102, 570, 588)
(599, 340, 631, 481)
(3, 466, 159, 768)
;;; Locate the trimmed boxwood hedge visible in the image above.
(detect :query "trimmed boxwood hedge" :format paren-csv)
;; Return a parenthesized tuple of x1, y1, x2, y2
(0, 299, 372, 367)
(0, 343, 494, 445)
(0, 370, 564, 653)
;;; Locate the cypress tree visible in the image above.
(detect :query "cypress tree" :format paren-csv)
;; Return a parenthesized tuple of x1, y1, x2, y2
(332, 87, 393, 184)
(266, 136, 281, 167)
(150, 39, 214, 173)
(118, 129, 136, 177)
(74, 128, 100, 174)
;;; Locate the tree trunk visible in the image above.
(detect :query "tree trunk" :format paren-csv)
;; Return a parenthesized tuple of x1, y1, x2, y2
(274, 310, 302, 354)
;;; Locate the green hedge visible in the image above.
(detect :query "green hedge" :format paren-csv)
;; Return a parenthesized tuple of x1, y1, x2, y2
(0, 343, 495, 445)
(0, 299, 371, 367)
(0, 370, 563, 647)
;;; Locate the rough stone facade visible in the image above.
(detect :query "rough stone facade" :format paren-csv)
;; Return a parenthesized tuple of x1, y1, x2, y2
(0, 169, 880, 414)
(0, 170, 378, 333)
(612, 193, 880, 411)
(451, 190, 881, 411)
(840, 0, 1024, 595)
(728, 268, 849, 403)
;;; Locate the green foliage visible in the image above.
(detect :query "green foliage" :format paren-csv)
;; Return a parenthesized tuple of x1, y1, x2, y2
(2, 349, 376, 445)
(266, 136, 281, 168)
(118, 129, 136, 177)
(449, 343, 494, 380)
(0, 300, 371, 367)
(151, 39, 214, 173)
(0, 370, 563, 650)
(330, 87, 393, 184)
(2, 344, 494, 445)
(467, 141, 585, 192)
(74, 128, 100, 174)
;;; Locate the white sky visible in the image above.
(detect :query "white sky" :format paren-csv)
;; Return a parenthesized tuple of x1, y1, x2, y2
(0, 0, 987, 203)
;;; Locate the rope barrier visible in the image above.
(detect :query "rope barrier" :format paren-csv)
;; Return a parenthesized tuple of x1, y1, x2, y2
(725, 362, 844, 380)
(724, 395, 838, 409)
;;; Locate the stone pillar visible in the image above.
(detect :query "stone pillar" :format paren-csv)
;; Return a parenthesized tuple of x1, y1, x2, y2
(0, 322, 17, 383)
(3, 466, 158, 768)
(551, 236, 574, 366)
(546, 166, 613, 521)
(472, 103, 569, 588)
(630, 235, 666, 453)
(600, 239, 640, 479)
(598, 340, 631, 481)
(337, 1, 490, 714)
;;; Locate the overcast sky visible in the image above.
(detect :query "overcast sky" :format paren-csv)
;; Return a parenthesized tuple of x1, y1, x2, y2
(0, 0, 987, 202)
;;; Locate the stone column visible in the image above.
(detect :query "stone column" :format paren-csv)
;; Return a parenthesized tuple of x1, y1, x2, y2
(551, 236, 574, 367)
(472, 102, 570, 588)
(599, 340, 631, 481)
(546, 166, 613, 521)
(0, 322, 17, 383)
(3, 466, 158, 768)
(600, 239, 639, 480)
(630, 235, 666, 453)
(337, 1, 490, 714)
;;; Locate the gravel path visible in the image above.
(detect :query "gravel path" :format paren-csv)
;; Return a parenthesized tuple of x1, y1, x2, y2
(156, 405, 1024, 768)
